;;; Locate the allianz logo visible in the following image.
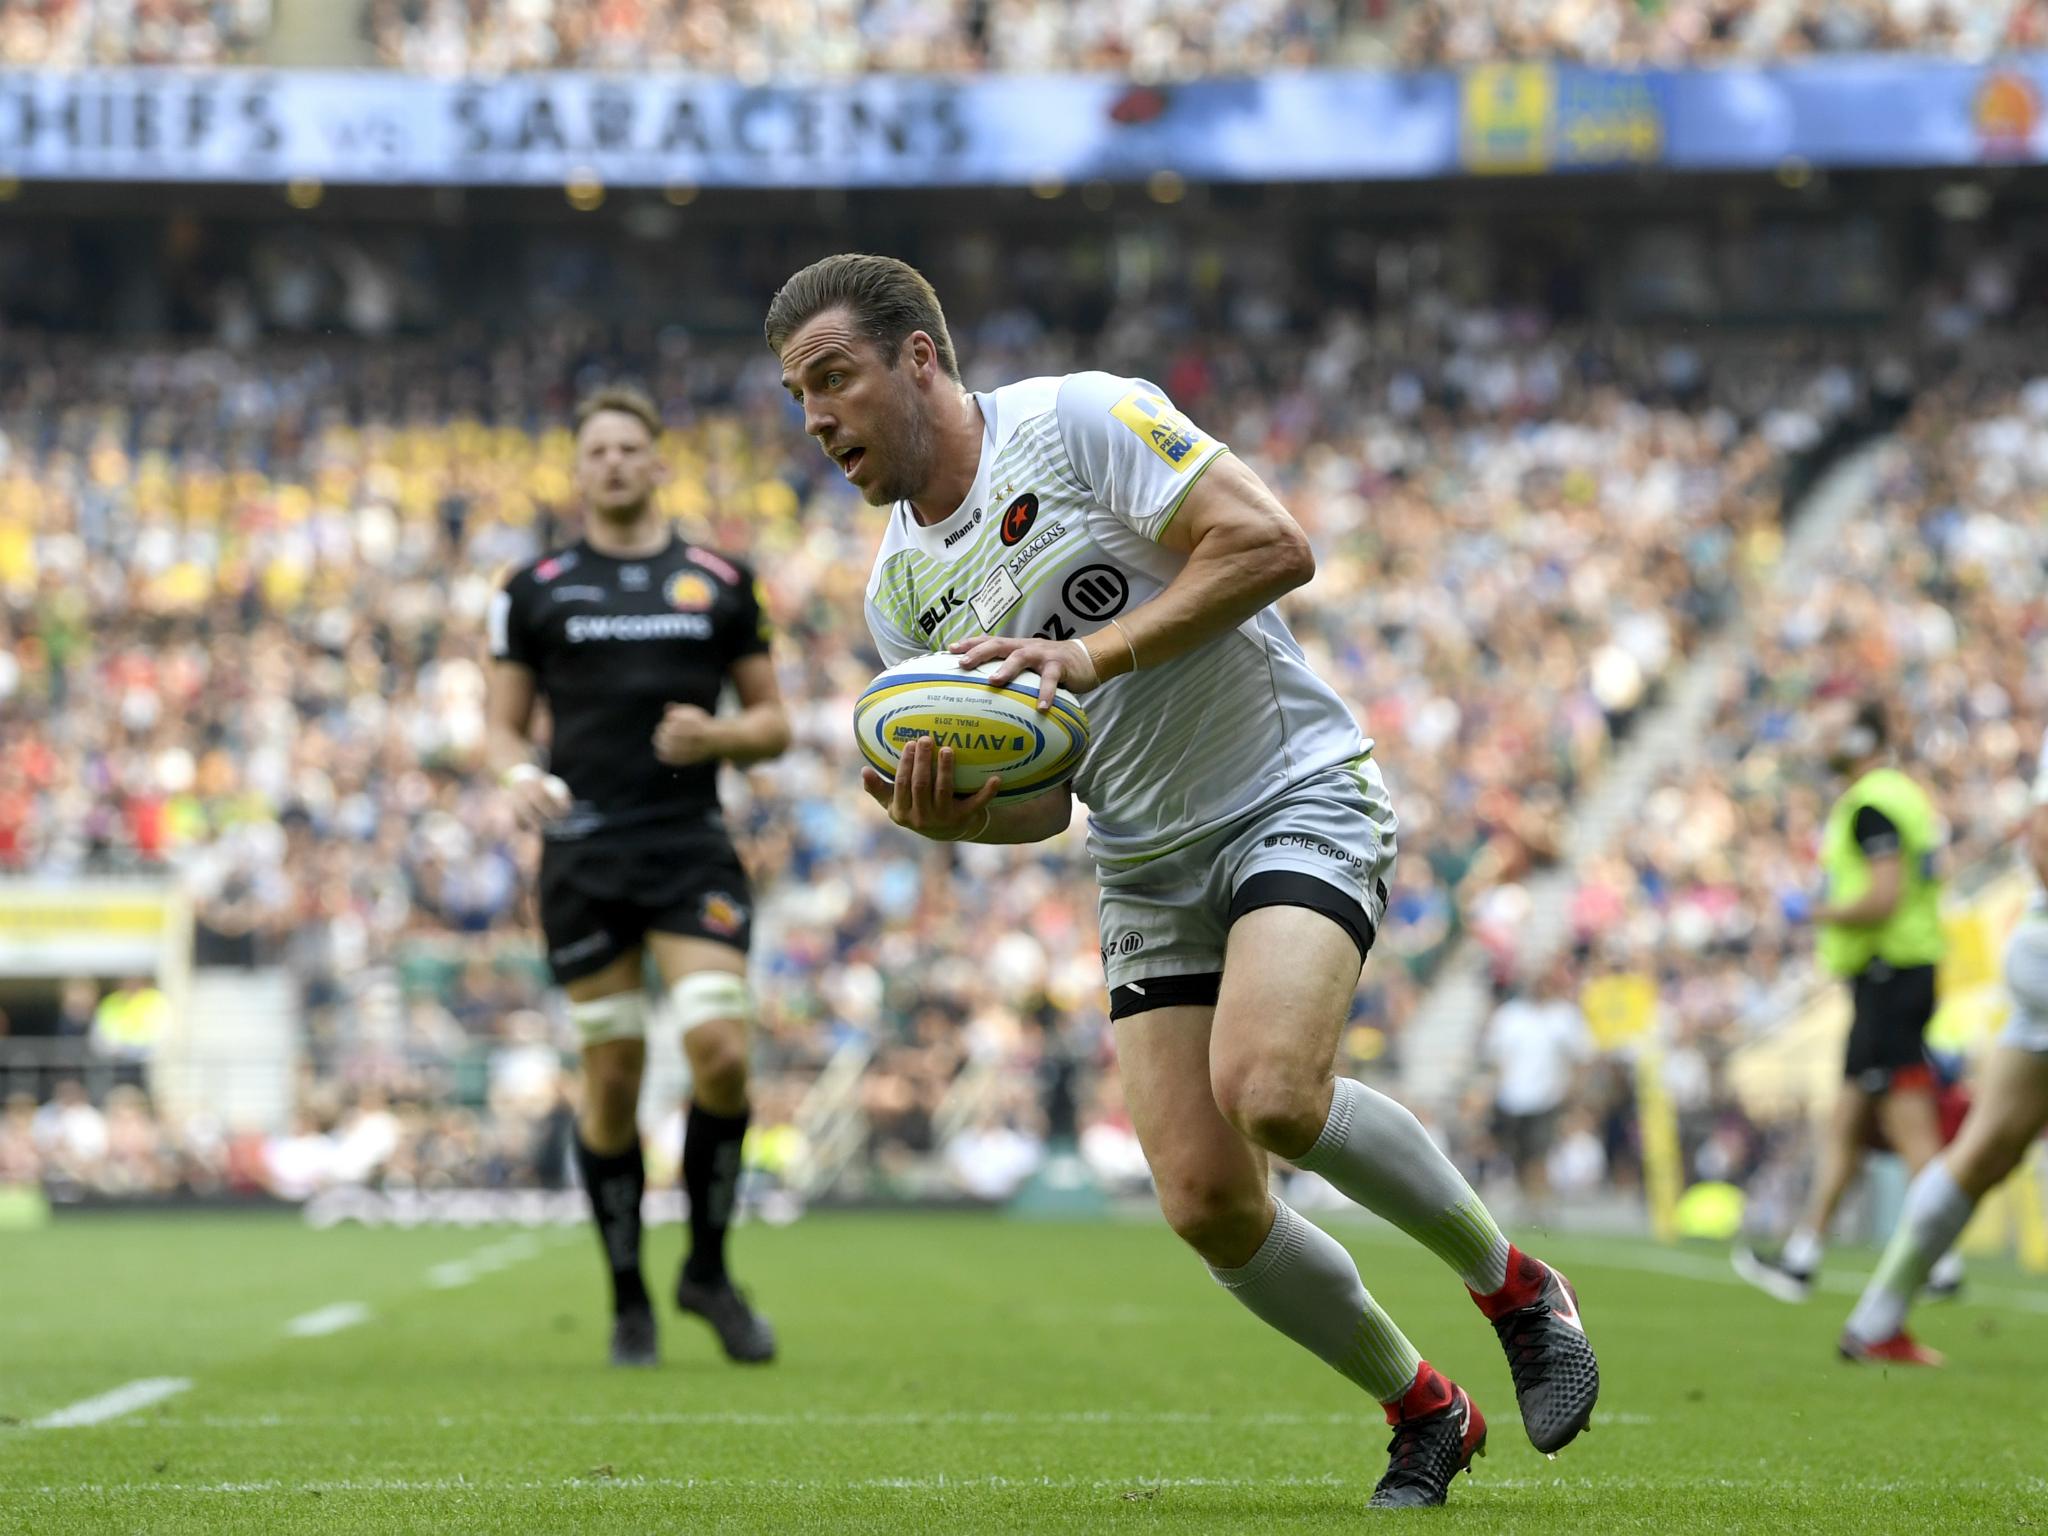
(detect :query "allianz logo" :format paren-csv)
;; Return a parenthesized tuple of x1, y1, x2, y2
(943, 508, 983, 547)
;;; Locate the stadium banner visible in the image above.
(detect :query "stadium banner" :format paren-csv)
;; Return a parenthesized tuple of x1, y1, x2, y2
(0, 880, 186, 976)
(1460, 63, 1668, 174)
(0, 68, 1460, 186)
(0, 61, 2044, 186)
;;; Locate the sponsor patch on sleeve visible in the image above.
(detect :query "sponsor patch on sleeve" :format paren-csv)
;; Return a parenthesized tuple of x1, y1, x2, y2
(1109, 388, 1210, 471)
(687, 547, 743, 585)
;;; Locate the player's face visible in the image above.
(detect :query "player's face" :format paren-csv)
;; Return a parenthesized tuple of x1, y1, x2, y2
(574, 411, 662, 520)
(779, 307, 936, 507)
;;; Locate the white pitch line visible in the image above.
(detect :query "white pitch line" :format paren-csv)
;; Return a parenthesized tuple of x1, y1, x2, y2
(81, 1406, 1657, 1433)
(8, 1472, 2043, 1497)
(283, 1302, 372, 1339)
(426, 1234, 544, 1290)
(29, 1377, 191, 1429)
(1563, 1242, 2048, 1315)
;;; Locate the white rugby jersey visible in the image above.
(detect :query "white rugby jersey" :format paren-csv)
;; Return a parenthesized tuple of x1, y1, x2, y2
(861, 370, 1369, 869)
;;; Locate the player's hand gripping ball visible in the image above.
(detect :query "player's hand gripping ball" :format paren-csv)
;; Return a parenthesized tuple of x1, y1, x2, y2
(854, 652, 1091, 805)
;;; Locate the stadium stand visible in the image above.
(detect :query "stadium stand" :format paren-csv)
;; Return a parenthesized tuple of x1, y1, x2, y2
(1545, 336, 2048, 1193)
(1395, 0, 2046, 67)
(0, 211, 1885, 1202)
(2, 0, 2040, 71)
(0, 0, 272, 66)
(356, 0, 2048, 74)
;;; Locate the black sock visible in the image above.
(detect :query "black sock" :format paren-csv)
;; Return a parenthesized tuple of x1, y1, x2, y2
(682, 1101, 750, 1286)
(574, 1135, 648, 1315)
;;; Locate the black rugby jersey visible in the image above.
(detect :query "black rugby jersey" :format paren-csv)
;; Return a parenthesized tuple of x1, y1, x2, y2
(490, 534, 769, 842)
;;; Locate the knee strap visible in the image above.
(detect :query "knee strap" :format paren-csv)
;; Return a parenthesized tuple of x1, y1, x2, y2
(570, 991, 649, 1045)
(670, 971, 750, 1034)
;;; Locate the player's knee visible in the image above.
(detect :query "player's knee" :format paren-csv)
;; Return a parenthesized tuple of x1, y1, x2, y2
(581, 1059, 641, 1141)
(1154, 1170, 1266, 1262)
(673, 973, 751, 1105)
(588, 1074, 637, 1126)
(572, 996, 647, 1135)
(1955, 1121, 2031, 1193)
(1210, 1057, 1327, 1159)
(687, 1026, 750, 1105)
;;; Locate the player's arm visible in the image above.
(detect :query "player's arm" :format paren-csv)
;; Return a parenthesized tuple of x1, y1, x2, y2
(955, 374, 1311, 704)
(653, 654, 793, 767)
(860, 737, 1073, 845)
(720, 653, 795, 763)
(654, 569, 793, 768)
(485, 657, 540, 777)
(485, 581, 571, 830)
(485, 657, 571, 830)
(1813, 806, 1903, 926)
(1079, 452, 1311, 677)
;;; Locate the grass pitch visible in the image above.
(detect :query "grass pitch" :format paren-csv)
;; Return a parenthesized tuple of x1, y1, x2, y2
(3, 1210, 2045, 1533)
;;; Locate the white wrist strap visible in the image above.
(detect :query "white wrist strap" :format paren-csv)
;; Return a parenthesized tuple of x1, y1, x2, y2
(936, 806, 993, 843)
(1106, 616, 1140, 672)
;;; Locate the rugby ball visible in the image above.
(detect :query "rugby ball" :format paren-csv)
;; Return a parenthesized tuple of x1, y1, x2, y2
(854, 653, 1090, 803)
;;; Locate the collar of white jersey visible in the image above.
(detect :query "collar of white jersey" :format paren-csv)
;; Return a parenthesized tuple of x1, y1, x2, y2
(896, 392, 998, 558)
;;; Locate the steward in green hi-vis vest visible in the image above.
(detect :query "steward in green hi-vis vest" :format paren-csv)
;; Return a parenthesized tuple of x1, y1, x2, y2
(1818, 767, 1945, 978)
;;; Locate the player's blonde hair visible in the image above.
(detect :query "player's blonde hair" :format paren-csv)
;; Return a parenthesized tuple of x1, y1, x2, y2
(572, 385, 662, 442)
(763, 253, 960, 383)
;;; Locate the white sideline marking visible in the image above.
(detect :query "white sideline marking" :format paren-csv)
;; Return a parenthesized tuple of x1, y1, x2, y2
(129, 1410, 1365, 1431)
(1319, 1217, 2048, 1316)
(426, 1235, 543, 1290)
(1566, 1242, 2048, 1315)
(10, 1473, 2045, 1497)
(30, 1378, 191, 1429)
(107, 1407, 1656, 1433)
(283, 1303, 372, 1339)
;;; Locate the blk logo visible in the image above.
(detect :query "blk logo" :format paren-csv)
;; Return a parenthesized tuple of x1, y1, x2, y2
(917, 587, 965, 637)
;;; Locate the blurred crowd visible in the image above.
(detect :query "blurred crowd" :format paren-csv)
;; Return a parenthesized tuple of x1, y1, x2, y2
(0, 0, 269, 66)
(0, 1074, 584, 1200)
(366, 0, 2048, 75)
(7, 0, 2045, 73)
(1532, 271, 2048, 1193)
(1540, 379, 2048, 1171)
(0, 215, 1884, 1204)
(1395, 0, 2047, 67)
(364, 0, 1348, 75)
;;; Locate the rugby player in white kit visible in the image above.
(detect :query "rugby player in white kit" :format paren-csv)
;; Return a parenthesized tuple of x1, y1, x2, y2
(766, 254, 1600, 1508)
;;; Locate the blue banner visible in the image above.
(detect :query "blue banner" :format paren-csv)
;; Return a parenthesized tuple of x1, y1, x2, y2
(0, 59, 2041, 187)
(0, 69, 1459, 187)
(1663, 58, 2044, 169)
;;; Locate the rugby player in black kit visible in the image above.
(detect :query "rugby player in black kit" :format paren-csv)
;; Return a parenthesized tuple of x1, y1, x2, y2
(485, 387, 790, 1368)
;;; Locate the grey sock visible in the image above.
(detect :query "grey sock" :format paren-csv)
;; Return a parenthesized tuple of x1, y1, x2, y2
(1846, 1159, 1974, 1343)
(1209, 1198, 1422, 1404)
(1294, 1077, 1512, 1293)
